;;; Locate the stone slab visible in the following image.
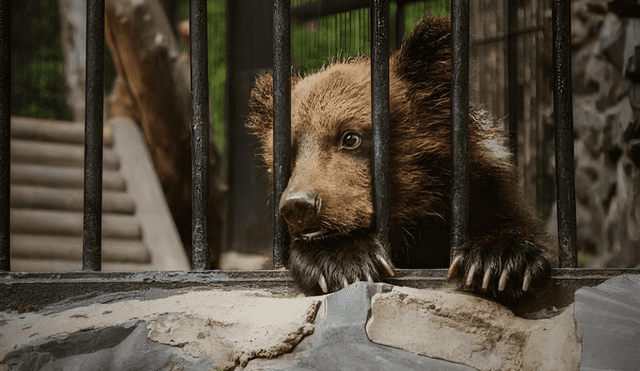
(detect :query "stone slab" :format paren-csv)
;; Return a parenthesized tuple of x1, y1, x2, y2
(365, 286, 581, 371)
(241, 282, 476, 371)
(574, 274, 640, 371)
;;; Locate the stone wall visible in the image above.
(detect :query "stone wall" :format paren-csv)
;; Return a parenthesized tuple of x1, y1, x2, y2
(551, 0, 640, 267)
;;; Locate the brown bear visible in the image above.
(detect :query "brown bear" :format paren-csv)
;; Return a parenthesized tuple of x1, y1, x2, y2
(247, 15, 555, 301)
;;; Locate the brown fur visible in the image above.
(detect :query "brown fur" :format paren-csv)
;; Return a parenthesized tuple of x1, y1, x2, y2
(247, 15, 555, 301)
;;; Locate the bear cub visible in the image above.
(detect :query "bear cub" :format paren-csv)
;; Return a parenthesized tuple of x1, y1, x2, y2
(247, 15, 555, 301)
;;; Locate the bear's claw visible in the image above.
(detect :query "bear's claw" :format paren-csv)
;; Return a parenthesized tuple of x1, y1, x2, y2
(318, 274, 328, 293)
(447, 236, 552, 300)
(376, 253, 395, 277)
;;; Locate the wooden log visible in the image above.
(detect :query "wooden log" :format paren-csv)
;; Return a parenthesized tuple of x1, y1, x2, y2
(11, 139, 120, 171)
(10, 234, 150, 263)
(10, 209, 142, 239)
(10, 164, 126, 191)
(10, 117, 114, 147)
(10, 185, 136, 214)
(57, 0, 87, 121)
(106, 0, 225, 267)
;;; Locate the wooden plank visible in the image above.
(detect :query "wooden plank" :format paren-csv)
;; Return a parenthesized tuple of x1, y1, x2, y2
(109, 117, 190, 270)
(10, 163, 126, 191)
(11, 139, 120, 170)
(10, 234, 150, 263)
(10, 209, 142, 239)
(10, 185, 135, 214)
(10, 117, 114, 147)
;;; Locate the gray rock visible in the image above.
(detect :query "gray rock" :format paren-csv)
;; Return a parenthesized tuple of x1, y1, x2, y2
(574, 274, 640, 371)
(2, 321, 213, 371)
(241, 282, 475, 371)
(365, 286, 581, 371)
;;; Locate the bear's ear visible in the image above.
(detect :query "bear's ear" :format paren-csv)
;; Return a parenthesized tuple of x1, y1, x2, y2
(390, 15, 451, 96)
(247, 72, 274, 140)
(247, 72, 302, 140)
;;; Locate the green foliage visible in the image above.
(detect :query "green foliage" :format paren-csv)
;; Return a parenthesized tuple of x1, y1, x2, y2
(578, 252, 594, 268)
(12, 0, 448, 177)
(292, 0, 450, 75)
(11, 1, 72, 120)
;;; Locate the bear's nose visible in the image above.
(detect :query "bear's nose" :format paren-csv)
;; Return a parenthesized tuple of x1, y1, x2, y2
(279, 189, 322, 229)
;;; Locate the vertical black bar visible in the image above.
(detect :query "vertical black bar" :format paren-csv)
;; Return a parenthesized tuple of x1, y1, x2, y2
(0, 0, 9, 271)
(450, 0, 470, 256)
(371, 0, 390, 250)
(82, 0, 104, 271)
(190, 0, 210, 270)
(273, 0, 291, 269)
(552, 0, 577, 268)
(395, 1, 406, 50)
(507, 0, 518, 164)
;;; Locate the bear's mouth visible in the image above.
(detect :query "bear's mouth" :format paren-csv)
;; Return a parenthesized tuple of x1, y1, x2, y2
(292, 227, 373, 246)
(297, 229, 343, 243)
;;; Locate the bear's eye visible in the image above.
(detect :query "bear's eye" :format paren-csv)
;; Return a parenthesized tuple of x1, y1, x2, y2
(340, 131, 362, 150)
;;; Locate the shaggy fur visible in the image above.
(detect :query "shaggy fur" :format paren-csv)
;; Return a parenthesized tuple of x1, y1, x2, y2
(247, 15, 555, 301)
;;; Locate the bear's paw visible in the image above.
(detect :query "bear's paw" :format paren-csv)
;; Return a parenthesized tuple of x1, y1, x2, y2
(447, 234, 552, 300)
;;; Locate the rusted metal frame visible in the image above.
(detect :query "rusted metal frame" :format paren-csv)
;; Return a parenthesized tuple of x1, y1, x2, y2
(82, 0, 105, 271)
(371, 0, 390, 251)
(0, 0, 9, 271)
(552, 0, 578, 268)
(2, 269, 639, 313)
(273, 0, 292, 269)
(190, 0, 210, 270)
(450, 0, 470, 255)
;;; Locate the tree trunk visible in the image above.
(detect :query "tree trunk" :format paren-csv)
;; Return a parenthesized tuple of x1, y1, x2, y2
(57, 0, 86, 122)
(105, 0, 224, 268)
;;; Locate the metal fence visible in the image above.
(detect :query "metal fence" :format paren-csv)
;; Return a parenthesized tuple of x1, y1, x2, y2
(0, 0, 586, 273)
(2, 0, 640, 317)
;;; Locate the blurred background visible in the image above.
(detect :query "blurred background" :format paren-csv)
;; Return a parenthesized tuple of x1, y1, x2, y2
(9, 0, 640, 270)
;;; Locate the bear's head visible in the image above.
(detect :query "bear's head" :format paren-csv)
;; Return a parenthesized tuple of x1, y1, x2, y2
(247, 16, 457, 245)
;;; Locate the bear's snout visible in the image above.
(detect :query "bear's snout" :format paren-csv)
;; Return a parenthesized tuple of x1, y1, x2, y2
(279, 188, 322, 231)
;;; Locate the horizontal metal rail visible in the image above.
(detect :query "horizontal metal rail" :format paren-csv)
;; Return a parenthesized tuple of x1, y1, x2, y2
(2, 269, 639, 315)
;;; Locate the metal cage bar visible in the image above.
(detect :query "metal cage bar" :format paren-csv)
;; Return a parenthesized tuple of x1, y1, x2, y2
(371, 0, 390, 251)
(552, 0, 578, 268)
(273, 0, 292, 269)
(450, 0, 470, 255)
(82, 0, 105, 271)
(190, 0, 211, 270)
(507, 0, 519, 164)
(0, 0, 9, 271)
